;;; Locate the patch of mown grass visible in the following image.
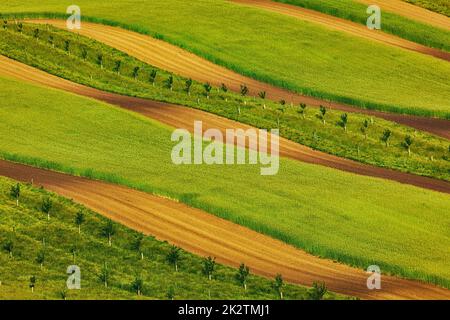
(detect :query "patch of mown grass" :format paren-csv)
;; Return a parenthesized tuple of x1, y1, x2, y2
(0, 177, 336, 300)
(0, 0, 449, 118)
(275, 0, 450, 50)
(0, 24, 449, 182)
(0, 76, 449, 289)
(403, 0, 450, 17)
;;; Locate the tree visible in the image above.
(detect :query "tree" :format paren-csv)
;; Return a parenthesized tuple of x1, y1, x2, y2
(113, 60, 122, 75)
(307, 281, 327, 300)
(202, 256, 216, 281)
(203, 82, 212, 99)
(75, 210, 85, 235)
(99, 262, 110, 288)
(2, 20, 7, 30)
(185, 78, 193, 95)
(80, 47, 88, 60)
(33, 28, 40, 39)
(131, 276, 144, 296)
(131, 233, 145, 260)
(97, 53, 103, 69)
(17, 22, 23, 33)
(41, 197, 53, 220)
(360, 119, 370, 139)
(132, 66, 140, 80)
(10, 183, 20, 206)
(220, 83, 228, 93)
(258, 91, 267, 109)
(319, 105, 327, 124)
(29, 276, 36, 293)
(167, 245, 180, 271)
(149, 69, 158, 86)
(165, 75, 174, 91)
(340, 113, 348, 132)
(403, 135, 413, 156)
(99, 263, 110, 287)
(381, 129, 392, 147)
(235, 263, 250, 290)
(240, 85, 249, 105)
(167, 286, 175, 300)
(102, 220, 116, 246)
(36, 250, 45, 269)
(273, 274, 284, 299)
(64, 40, 70, 53)
(3, 240, 13, 258)
(298, 103, 307, 119)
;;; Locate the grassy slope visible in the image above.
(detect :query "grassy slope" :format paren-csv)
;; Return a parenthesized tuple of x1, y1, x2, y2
(275, 0, 450, 49)
(1, 25, 449, 182)
(0, 76, 449, 288)
(0, 177, 331, 300)
(1, 1, 450, 118)
(403, 0, 450, 17)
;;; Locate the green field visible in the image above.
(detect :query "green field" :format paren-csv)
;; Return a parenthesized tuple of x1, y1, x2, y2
(1, 24, 449, 181)
(1, 76, 449, 288)
(1, 0, 450, 118)
(275, 0, 450, 49)
(404, 0, 450, 17)
(0, 177, 336, 300)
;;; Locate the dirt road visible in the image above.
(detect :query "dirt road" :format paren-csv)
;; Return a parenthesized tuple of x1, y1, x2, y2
(1, 55, 449, 194)
(231, 0, 450, 61)
(27, 20, 450, 140)
(1, 160, 448, 300)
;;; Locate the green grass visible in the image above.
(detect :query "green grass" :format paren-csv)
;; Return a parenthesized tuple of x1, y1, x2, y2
(403, 0, 450, 17)
(1, 0, 450, 118)
(0, 177, 337, 300)
(1, 24, 449, 182)
(0, 76, 449, 289)
(275, 0, 450, 49)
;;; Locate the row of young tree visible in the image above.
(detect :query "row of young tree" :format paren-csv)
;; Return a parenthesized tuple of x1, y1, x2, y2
(5, 183, 328, 299)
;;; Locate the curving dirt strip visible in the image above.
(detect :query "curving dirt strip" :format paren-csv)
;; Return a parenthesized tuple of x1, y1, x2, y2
(1, 55, 449, 194)
(231, 0, 450, 61)
(1, 160, 449, 300)
(355, 0, 450, 30)
(27, 20, 450, 140)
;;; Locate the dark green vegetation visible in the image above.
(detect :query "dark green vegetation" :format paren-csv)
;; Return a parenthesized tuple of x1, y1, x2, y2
(404, 0, 450, 17)
(0, 177, 340, 300)
(1, 76, 449, 289)
(1, 0, 450, 118)
(275, 0, 450, 50)
(0, 23, 449, 182)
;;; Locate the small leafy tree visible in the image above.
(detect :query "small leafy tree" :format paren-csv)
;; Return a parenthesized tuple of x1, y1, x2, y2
(102, 220, 115, 246)
(307, 281, 327, 300)
(381, 129, 392, 147)
(202, 256, 216, 281)
(64, 40, 70, 53)
(221, 83, 228, 93)
(185, 78, 193, 95)
(17, 22, 23, 33)
(319, 105, 327, 124)
(165, 75, 174, 91)
(258, 91, 266, 109)
(10, 183, 20, 206)
(113, 60, 121, 75)
(167, 245, 180, 272)
(33, 28, 39, 39)
(298, 103, 307, 119)
(2, 20, 7, 30)
(132, 66, 140, 80)
(97, 53, 103, 69)
(29, 276, 36, 293)
(80, 47, 88, 60)
(273, 274, 284, 299)
(167, 286, 175, 300)
(41, 197, 53, 220)
(36, 250, 45, 269)
(340, 113, 348, 132)
(132, 233, 145, 260)
(3, 240, 13, 258)
(240, 84, 249, 97)
(99, 262, 110, 288)
(131, 276, 144, 296)
(403, 135, 413, 156)
(149, 69, 158, 86)
(360, 119, 370, 139)
(235, 263, 250, 290)
(203, 82, 212, 99)
(75, 210, 85, 235)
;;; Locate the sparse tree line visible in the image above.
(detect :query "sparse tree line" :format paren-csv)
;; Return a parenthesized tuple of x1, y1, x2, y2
(3, 182, 330, 299)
